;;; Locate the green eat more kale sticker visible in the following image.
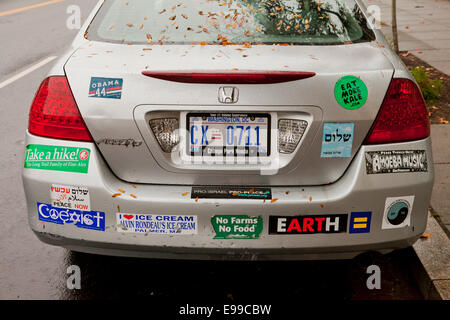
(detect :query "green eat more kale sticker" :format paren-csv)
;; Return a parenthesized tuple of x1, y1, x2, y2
(25, 144, 90, 173)
(334, 75, 368, 110)
(211, 215, 263, 239)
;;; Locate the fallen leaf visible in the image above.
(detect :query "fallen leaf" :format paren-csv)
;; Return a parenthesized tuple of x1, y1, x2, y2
(285, 191, 290, 195)
(130, 194, 136, 198)
(182, 192, 189, 196)
(309, 196, 312, 202)
(271, 198, 279, 203)
(195, 197, 199, 202)
(118, 189, 125, 193)
(112, 193, 121, 198)
(117, 205, 121, 212)
(420, 232, 432, 239)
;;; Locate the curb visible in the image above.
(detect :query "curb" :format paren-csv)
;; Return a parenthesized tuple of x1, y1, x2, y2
(410, 212, 450, 299)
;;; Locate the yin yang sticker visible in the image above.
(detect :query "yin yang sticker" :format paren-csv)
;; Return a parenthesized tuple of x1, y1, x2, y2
(334, 76, 368, 110)
(382, 196, 414, 229)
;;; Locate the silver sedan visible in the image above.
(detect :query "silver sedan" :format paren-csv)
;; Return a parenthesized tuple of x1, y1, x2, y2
(22, 0, 434, 260)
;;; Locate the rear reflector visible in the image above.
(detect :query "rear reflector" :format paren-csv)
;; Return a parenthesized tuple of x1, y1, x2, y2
(141, 71, 315, 84)
(28, 76, 93, 142)
(364, 78, 430, 144)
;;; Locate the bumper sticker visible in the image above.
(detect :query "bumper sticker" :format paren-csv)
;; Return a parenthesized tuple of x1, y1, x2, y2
(191, 186, 271, 200)
(89, 77, 123, 99)
(334, 75, 368, 110)
(211, 215, 263, 239)
(320, 123, 354, 158)
(50, 184, 90, 211)
(25, 144, 90, 173)
(382, 196, 414, 229)
(269, 214, 348, 234)
(116, 213, 197, 234)
(365, 150, 427, 174)
(349, 212, 372, 234)
(37, 202, 105, 231)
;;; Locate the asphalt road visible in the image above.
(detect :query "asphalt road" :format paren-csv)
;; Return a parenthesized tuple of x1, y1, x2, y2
(0, 0, 424, 300)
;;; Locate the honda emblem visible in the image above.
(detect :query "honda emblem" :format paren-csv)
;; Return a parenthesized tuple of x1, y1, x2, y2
(218, 86, 239, 104)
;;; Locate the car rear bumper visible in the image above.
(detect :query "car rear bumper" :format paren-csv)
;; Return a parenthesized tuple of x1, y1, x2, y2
(22, 132, 434, 260)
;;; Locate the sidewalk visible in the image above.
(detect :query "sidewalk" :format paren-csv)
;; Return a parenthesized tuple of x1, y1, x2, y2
(365, 0, 450, 75)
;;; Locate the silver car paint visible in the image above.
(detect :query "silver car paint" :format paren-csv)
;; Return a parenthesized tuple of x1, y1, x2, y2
(22, 0, 434, 259)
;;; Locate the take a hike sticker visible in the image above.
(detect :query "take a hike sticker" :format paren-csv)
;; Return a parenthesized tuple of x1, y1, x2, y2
(211, 215, 263, 239)
(25, 144, 90, 173)
(334, 75, 368, 110)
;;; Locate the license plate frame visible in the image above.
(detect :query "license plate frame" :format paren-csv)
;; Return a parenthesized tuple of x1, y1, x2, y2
(186, 112, 271, 157)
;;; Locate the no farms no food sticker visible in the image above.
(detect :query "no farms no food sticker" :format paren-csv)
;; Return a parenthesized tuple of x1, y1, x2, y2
(334, 76, 368, 110)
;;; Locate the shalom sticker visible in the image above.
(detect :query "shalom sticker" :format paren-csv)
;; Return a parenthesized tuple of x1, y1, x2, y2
(321, 123, 354, 158)
(334, 76, 368, 110)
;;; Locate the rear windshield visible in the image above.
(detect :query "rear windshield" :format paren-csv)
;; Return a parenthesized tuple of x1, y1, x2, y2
(87, 0, 375, 45)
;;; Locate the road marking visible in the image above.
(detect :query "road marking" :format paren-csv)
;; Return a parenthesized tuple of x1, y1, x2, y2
(0, 56, 57, 89)
(0, 0, 64, 17)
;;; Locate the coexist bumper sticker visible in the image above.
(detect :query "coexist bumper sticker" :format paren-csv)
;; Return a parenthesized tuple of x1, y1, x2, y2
(25, 144, 90, 173)
(37, 202, 105, 231)
(116, 213, 197, 234)
(269, 214, 348, 234)
(365, 150, 427, 174)
(211, 215, 263, 239)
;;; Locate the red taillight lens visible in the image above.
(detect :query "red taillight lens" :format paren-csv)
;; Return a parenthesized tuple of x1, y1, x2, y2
(28, 76, 93, 142)
(364, 78, 430, 144)
(141, 71, 315, 84)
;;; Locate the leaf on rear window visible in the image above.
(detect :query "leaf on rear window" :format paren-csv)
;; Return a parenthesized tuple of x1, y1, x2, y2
(126, 24, 133, 27)
(159, 9, 166, 14)
(118, 189, 125, 193)
(182, 192, 189, 196)
(130, 194, 137, 198)
(112, 193, 121, 198)
(169, 15, 176, 20)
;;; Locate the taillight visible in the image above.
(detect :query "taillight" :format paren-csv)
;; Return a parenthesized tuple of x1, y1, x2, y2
(28, 76, 93, 142)
(364, 78, 430, 144)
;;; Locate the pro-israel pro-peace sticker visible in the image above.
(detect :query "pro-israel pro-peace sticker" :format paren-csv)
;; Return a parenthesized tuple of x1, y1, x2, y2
(334, 75, 368, 110)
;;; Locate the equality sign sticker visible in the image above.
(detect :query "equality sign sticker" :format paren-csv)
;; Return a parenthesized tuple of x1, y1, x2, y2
(211, 215, 263, 239)
(334, 75, 368, 110)
(50, 184, 90, 211)
(89, 77, 123, 99)
(365, 150, 427, 174)
(116, 213, 198, 234)
(37, 202, 105, 231)
(321, 123, 354, 158)
(25, 144, 90, 173)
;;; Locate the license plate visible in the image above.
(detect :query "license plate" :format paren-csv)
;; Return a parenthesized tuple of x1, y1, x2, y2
(187, 113, 270, 157)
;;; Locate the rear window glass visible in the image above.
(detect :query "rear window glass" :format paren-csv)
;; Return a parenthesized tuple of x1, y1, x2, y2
(87, 0, 375, 45)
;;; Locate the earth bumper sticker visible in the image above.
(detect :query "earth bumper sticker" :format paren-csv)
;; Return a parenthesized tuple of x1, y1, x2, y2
(37, 202, 105, 231)
(191, 186, 271, 200)
(321, 123, 354, 158)
(25, 144, 90, 173)
(334, 75, 368, 110)
(117, 214, 197, 234)
(365, 150, 427, 174)
(382, 196, 414, 229)
(89, 77, 123, 99)
(269, 214, 347, 234)
(211, 215, 263, 239)
(50, 184, 90, 211)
